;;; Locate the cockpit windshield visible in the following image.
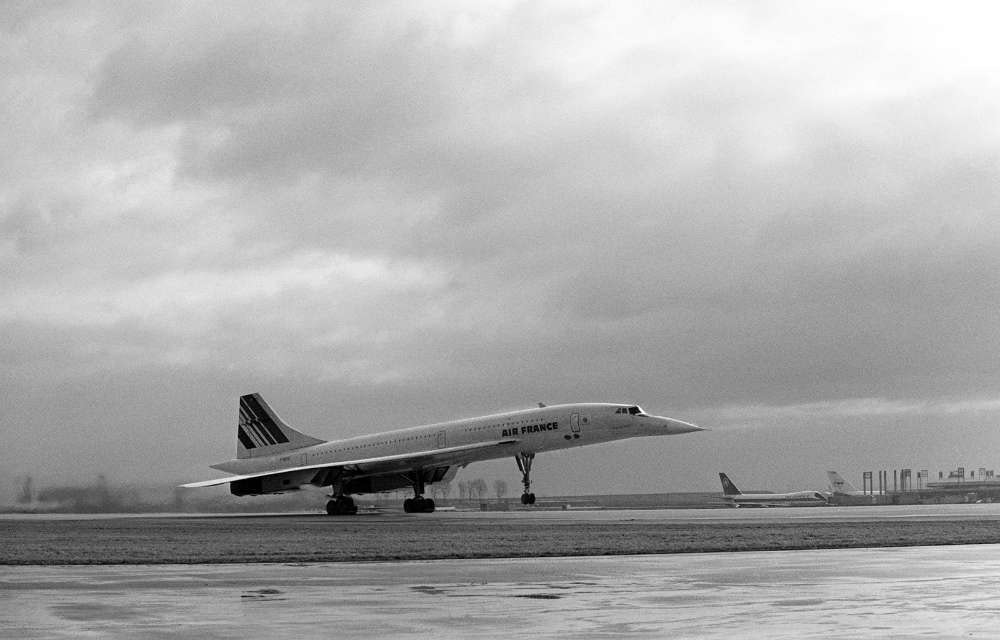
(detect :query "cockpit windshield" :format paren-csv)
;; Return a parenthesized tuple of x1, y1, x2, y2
(615, 406, 645, 415)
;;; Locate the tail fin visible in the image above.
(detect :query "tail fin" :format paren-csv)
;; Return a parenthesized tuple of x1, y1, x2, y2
(719, 472, 742, 495)
(827, 471, 857, 493)
(235, 393, 324, 459)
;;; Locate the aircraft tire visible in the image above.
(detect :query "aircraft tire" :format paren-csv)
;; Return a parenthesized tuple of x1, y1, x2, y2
(404, 497, 435, 513)
(342, 496, 357, 515)
(326, 497, 357, 516)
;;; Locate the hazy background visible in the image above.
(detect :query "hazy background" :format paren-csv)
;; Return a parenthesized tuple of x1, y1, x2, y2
(4, 2, 1000, 501)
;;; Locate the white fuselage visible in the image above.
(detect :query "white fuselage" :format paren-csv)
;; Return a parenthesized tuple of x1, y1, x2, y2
(213, 403, 698, 476)
(725, 491, 829, 507)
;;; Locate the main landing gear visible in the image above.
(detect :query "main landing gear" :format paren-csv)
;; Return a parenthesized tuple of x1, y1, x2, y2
(326, 495, 357, 516)
(516, 452, 536, 505)
(403, 496, 435, 513)
(402, 470, 435, 513)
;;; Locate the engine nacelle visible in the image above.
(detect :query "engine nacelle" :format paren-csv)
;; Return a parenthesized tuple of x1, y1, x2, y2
(230, 471, 313, 496)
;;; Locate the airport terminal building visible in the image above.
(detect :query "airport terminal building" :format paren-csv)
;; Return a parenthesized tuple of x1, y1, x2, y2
(832, 467, 1000, 505)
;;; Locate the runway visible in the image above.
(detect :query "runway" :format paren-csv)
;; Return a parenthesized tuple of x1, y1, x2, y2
(8, 501, 1000, 523)
(4, 545, 999, 639)
(5, 504, 1000, 564)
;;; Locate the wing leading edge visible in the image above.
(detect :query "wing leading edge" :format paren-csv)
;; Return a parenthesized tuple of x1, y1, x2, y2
(180, 438, 519, 489)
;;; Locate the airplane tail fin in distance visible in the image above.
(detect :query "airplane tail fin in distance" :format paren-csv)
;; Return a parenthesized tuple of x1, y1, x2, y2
(827, 470, 857, 493)
(235, 393, 324, 459)
(719, 472, 742, 496)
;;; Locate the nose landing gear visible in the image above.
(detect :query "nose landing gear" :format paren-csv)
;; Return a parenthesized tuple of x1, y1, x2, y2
(515, 452, 536, 505)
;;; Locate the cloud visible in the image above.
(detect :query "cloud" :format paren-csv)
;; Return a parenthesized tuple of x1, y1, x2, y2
(4, 2, 1000, 487)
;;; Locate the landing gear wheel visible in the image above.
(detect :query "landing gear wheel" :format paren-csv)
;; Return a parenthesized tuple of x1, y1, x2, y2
(325, 496, 357, 516)
(403, 469, 436, 513)
(404, 497, 435, 513)
(515, 452, 537, 506)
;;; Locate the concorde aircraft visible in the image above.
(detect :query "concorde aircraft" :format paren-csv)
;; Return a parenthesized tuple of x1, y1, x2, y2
(718, 472, 829, 507)
(182, 393, 704, 515)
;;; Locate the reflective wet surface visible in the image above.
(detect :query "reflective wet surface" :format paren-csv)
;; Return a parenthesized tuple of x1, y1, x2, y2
(4, 544, 1000, 639)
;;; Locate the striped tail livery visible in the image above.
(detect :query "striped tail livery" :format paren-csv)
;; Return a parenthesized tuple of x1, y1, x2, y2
(236, 393, 322, 458)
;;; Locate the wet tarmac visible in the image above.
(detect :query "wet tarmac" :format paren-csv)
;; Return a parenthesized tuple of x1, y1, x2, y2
(4, 544, 1000, 639)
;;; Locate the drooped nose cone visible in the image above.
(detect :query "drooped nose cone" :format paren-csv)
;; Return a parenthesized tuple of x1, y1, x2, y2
(660, 417, 705, 435)
(634, 413, 706, 436)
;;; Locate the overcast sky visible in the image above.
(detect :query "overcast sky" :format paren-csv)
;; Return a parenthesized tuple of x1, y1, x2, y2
(4, 2, 1000, 499)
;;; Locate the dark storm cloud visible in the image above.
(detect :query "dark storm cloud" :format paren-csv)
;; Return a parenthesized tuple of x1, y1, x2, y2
(4, 2, 1000, 489)
(91, 7, 473, 180)
(92, 34, 283, 126)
